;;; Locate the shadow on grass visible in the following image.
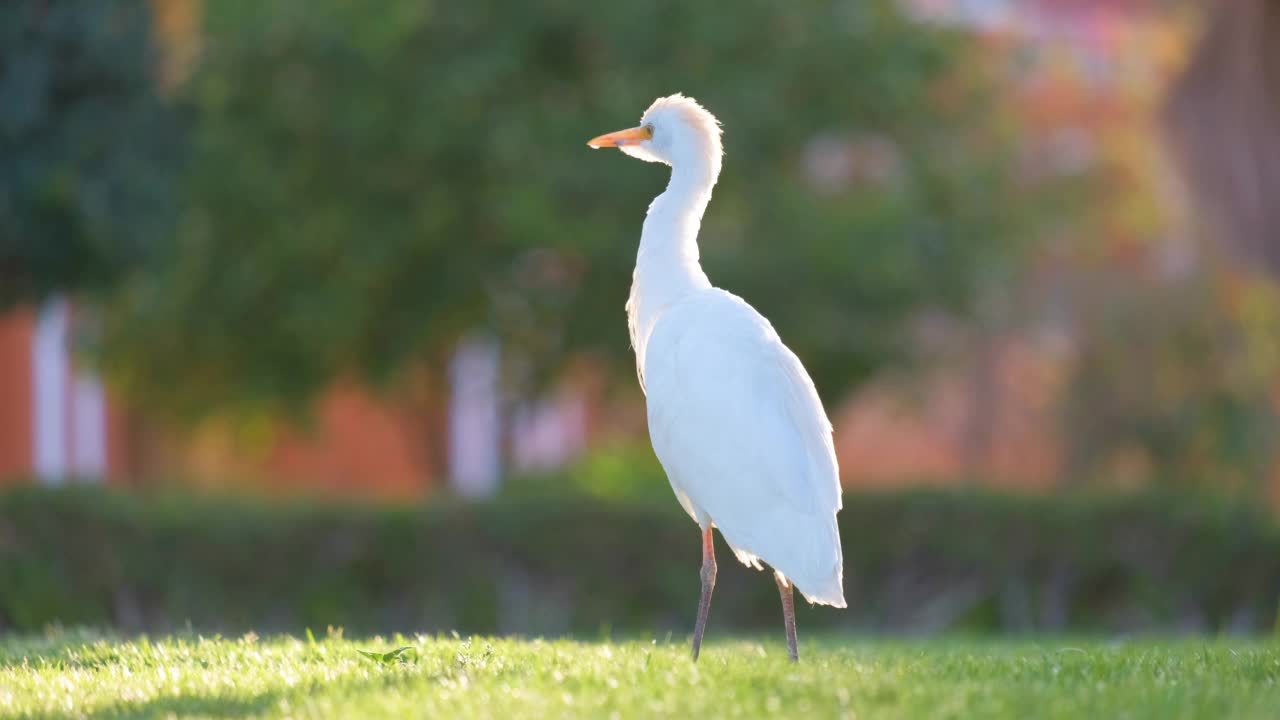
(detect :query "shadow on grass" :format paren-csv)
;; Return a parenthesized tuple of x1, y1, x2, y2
(20, 692, 285, 720)
(15, 651, 509, 719)
(0, 629, 121, 669)
(94, 670, 469, 720)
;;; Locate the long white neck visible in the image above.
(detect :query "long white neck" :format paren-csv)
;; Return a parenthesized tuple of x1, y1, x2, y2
(627, 161, 717, 373)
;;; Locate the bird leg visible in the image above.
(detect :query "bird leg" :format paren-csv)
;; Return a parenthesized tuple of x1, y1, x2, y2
(776, 572, 799, 662)
(691, 526, 717, 661)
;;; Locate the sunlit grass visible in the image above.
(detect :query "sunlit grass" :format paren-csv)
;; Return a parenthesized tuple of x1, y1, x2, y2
(1, 629, 1278, 719)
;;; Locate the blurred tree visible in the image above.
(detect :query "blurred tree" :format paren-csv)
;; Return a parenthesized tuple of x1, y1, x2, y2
(0, 0, 183, 307)
(1019, 1, 1280, 495)
(1063, 271, 1280, 492)
(103, 0, 1037, 419)
(1163, 0, 1280, 276)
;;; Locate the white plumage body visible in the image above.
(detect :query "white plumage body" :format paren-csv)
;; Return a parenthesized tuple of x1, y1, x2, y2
(637, 288, 846, 606)
(602, 94, 846, 609)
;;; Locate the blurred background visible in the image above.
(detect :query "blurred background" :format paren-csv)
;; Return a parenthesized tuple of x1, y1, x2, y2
(2, 0, 1280, 637)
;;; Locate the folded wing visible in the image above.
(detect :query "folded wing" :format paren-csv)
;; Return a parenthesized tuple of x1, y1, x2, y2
(642, 290, 845, 606)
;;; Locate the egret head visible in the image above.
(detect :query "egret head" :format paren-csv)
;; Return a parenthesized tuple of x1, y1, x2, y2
(588, 94, 723, 174)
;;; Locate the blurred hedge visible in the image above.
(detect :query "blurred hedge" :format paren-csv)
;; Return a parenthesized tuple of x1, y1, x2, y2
(1, 485, 1278, 636)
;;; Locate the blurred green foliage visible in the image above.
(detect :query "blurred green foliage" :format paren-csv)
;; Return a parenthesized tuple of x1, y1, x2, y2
(503, 444, 671, 505)
(2, 483, 1276, 636)
(1064, 272, 1280, 491)
(0, 0, 183, 307)
(99, 0, 1035, 419)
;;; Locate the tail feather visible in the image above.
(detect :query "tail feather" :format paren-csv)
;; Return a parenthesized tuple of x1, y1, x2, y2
(717, 507, 845, 608)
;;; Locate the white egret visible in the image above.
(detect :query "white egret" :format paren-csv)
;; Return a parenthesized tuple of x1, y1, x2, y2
(588, 94, 845, 662)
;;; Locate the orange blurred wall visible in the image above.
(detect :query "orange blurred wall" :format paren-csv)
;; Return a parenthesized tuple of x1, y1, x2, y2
(0, 309, 34, 484)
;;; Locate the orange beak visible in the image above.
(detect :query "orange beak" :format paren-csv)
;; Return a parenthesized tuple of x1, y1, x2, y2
(587, 125, 653, 149)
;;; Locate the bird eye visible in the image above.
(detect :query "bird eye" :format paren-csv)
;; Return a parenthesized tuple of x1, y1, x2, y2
(643, 123, 655, 139)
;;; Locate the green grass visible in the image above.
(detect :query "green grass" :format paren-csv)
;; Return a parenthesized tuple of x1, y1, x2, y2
(2, 630, 1278, 719)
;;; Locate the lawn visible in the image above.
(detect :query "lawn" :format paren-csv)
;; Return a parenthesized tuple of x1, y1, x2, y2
(1, 630, 1278, 719)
